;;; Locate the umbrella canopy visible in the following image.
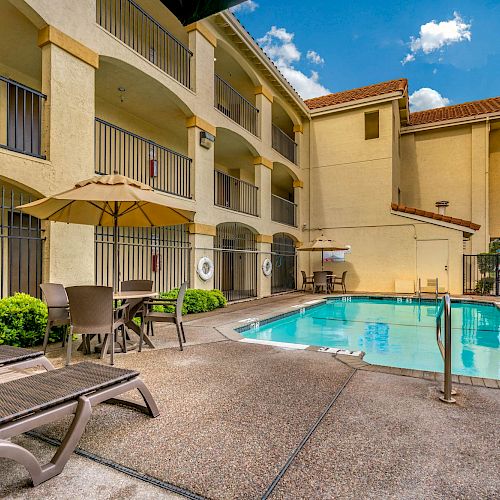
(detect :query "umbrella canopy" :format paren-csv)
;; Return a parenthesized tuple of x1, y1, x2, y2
(298, 237, 350, 252)
(159, 0, 246, 26)
(18, 174, 195, 289)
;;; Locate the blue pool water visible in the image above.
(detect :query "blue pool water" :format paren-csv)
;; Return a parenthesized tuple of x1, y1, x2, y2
(240, 298, 500, 380)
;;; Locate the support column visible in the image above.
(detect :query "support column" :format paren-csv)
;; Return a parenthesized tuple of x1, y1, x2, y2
(188, 224, 216, 291)
(257, 234, 272, 298)
(39, 27, 97, 286)
(186, 22, 216, 98)
(293, 123, 303, 167)
(254, 156, 273, 221)
(293, 179, 304, 229)
(255, 85, 273, 144)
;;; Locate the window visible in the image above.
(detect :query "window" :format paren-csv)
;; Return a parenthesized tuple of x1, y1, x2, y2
(365, 110, 379, 140)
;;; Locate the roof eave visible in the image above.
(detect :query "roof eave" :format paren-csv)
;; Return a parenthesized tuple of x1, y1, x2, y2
(402, 111, 500, 134)
(390, 210, 478, 234)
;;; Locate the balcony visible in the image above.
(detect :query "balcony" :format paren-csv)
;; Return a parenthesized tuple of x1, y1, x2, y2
(96, 0, 192, 88)
(271, 194, 297, 227)
(95, 118, 192, 198)
(214, 74, 259, 136)
(0, 76, 45, 159)
(272, 124, 297, 165)
(214, 170, 258, 216)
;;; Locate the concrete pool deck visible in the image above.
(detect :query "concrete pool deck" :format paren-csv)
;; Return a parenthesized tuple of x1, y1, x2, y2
(1, 292, 499, 499)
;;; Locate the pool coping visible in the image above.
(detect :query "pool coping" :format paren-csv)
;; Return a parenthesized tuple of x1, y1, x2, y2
(215, 293, 500, 389)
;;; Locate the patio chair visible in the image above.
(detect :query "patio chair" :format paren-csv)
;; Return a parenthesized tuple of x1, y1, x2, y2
(301, 270, 314, 291)
(0, 361, 159, 486)
(40, 283, 71, 354)
(332, 271, 348, 293)
(313, 271, 330, 294)
(65, 286, 128, 366)
(140, 282, 188, 352)
(0, 345, 54, 372)
(121, 279, 154, 336)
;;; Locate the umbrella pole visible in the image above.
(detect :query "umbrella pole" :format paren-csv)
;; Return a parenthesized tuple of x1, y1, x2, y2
(113, 203, 119, 292)
(322, 249, 324, 270)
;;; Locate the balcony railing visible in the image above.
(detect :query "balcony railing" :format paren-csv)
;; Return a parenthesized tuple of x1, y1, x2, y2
(271, 194, 297, 227)
(272, 124, 297, 165)
(95, 118, 192, 198)
(214, 74, 259, 136)
(96, 0, 192, 88)
(0, 76, 46, 159)
(214, 170, 258, 216)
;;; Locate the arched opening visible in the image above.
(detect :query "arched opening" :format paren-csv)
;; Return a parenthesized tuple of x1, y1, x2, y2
(271, 163, 298, 227)
(271, 233, 297, 293)
(0, 178, 43, 298)
(272, 100, 298, 164)
(214, 222, 257, 301)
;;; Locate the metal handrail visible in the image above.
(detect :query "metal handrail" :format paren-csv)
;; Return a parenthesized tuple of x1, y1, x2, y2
(435, 293, 455, 403)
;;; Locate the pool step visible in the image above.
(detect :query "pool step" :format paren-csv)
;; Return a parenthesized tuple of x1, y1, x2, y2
(318, 347, 364, 357)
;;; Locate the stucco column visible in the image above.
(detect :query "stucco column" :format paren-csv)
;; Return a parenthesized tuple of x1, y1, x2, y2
(293, 179, 304, 229)
(39, 27, 97, 286)
(255, 85, 273, 144)
(257, 235, 272, 298)
(293, 123, 303, 167)
(254, 156, 273, 221)
(188, 225, 216, 291)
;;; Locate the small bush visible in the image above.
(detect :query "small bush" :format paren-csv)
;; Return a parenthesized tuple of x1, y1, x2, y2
(475, 277, 495, 295)
(158, 289, 226, 315)
(0, 293, 64, 347)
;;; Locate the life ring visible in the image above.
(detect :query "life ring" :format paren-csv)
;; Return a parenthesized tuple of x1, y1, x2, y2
(262, 258, 273, 277)
(197, 257, 214, 281)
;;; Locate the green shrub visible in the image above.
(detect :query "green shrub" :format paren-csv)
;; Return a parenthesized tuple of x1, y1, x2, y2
(0, 293, 64, 347)
(475, 277, 495, 295)
(158, 289, 226, 315)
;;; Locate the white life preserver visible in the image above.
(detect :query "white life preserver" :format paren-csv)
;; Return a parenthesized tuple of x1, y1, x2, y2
(262, 258, 273, 277)
(197, 256, 214, 281)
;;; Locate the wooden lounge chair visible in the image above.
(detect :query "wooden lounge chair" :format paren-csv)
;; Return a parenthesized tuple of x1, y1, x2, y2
(0, 345, 54, 372)
(0, 361, 159, 486)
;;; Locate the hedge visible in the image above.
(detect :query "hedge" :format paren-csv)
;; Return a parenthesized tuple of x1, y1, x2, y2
(158, 288, 227, 314)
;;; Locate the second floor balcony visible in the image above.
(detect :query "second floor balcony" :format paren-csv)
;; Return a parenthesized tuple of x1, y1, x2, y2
(271, 194, 297, 227)
(272, 124, 297, 165)
(214, 170, 258, 217)
(95, 118, 192, 199)
(96, 0, 192, 88)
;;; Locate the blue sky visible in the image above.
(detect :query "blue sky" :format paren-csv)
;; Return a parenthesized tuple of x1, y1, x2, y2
(230, 0, 500, 110)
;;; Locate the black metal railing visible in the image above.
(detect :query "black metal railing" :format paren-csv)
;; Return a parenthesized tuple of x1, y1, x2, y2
(0, 76, 46, 159)
(96, 0, 192, 88)
(272, 124, 297, 164)
(214, 170, 258, 216)
(271, 233, 296, 294)
(95, 225, 191, 292)
(0, 186, 43, 298)
(95, 118, 192, 198)
(271, 194, 297, 227)
(463, 254, 500, 295)
(214, 74, 259, 136)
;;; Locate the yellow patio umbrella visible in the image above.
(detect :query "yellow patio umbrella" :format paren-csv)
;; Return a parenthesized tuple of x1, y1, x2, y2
(17, 174, 195, 289)
(298, 237, 350, 270)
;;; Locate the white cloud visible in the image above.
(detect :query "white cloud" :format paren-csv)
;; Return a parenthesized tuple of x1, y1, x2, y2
(230, 1, 258, 14)
(409, 88, 450, 111)
(306, 50, 324, 65)
(258, 26, 329, 99)
(402, 12, 471, 65)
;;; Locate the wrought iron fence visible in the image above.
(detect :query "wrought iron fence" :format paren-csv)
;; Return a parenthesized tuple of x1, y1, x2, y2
(214, 170, 258, 216)
(96, 0, 192, 88)
(463, 254, 500, 295)
(95, 118, 192, 198)
(272, 124, 297, 164)
(271, 233, 296, 294)
(0, 186, 43, 298)
(95, 225, 190, 292)
(271, 194, 297, 227)
(0, 76, 46, 159)
(214, 74, 259, 136)
(214, 223, 257, 301)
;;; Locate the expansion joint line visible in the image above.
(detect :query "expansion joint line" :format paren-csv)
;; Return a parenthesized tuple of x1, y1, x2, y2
(26, 431, 208, 500)
(260, 368, 358, 500)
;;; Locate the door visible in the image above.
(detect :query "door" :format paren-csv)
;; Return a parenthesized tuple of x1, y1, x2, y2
(417, 240, 449, 292)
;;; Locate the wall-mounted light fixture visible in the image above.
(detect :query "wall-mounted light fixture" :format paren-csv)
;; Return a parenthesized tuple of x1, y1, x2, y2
(200, 130, 215, 149)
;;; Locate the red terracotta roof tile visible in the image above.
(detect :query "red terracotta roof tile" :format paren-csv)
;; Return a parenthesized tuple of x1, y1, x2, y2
(304, 79, 408, 110)
(391, 203, 481, 231)
(408, 97, 500, 126)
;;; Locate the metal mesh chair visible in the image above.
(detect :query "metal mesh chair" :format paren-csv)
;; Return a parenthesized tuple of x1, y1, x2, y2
(301, 270, 314, 291)
(40, 283, 71, 353)
(141, 282, 188, 351)
(66, 286, 128, 366)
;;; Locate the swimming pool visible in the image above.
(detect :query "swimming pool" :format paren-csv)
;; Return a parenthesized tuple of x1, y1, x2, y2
(238, 297, 500, 380)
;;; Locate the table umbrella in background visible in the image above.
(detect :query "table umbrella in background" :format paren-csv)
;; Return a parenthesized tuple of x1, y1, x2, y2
(298, 237, 350, 270)
(17, 174, 195, 290)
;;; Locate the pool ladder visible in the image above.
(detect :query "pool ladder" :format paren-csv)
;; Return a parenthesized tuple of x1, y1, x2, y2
(415, 277, 440, 303)
(436, 294, 456, 403)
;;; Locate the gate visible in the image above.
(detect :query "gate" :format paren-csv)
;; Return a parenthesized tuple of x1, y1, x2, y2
(0, 186, 43, 298)
(214, 223, 257, 301)
(463, 254, 500, 296)
(271, 233, 296, 293)
(95, 225, 191, 292)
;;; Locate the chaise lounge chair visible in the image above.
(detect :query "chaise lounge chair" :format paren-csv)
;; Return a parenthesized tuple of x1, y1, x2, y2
(0, 361, 159, 486)
(0, 345, 55, 372)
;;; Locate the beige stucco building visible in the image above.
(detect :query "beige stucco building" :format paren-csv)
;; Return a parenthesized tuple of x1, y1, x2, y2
(0, 0, 498, 300)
